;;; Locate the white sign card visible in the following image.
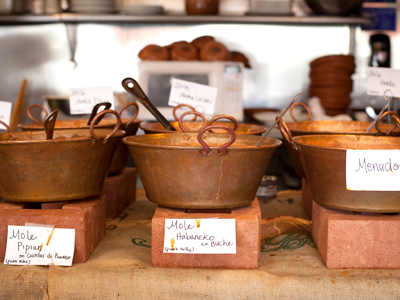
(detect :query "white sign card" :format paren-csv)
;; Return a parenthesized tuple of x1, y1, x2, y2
(367, 67, 400, 98)
(0, 101, 12, 130)
(168, 78, 218, 115)
(346, 150, 400, 191)
(69, 86, 114, 115)
(4, 225, 75, 266)
(163, 219, 236, 254)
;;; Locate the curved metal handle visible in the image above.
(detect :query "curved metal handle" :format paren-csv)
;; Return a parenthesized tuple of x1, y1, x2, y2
(87, 102, 112, 126)
(208, 114, 239, 133)
(178, 111, 207, 132)
(44, 110, 58, 140)
(0, 120, 11, 133)
(197, 125, 236, 157)
(119, 102, 139, 131)
(290, 102, 311, 122)
(276, 118, 299, 151)
(121, 77, 176, 131)
(89, 110, 122, 145)
(27, 104, 49, 122)
(375, 111, 400, 136)
(173, 104, 197, 121)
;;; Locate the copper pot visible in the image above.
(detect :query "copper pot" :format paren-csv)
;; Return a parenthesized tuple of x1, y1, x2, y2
(18, 102, 142, 174)
(0, 110, 125, 202)
(123, 124, 281, 209)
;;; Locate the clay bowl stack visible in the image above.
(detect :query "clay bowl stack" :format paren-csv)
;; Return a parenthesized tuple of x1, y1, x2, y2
(308, 55, 355, 116)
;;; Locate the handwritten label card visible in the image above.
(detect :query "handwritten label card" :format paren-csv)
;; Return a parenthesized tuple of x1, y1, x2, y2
(168, 78, 218, 115)
(4, 226, 75, 266)
(367, 67, 400, 97)
(346, 150, 400, 191)
(0, 101, 12, 130)
(69, 86, 114, 115)
(163, 219, 236, 254)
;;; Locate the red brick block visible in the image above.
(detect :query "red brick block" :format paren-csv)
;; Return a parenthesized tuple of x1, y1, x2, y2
(100, 167, 137, 219)
(0, 195, 106, 263)
(152, 198, 261, 269)
(312, 200, 400, 269)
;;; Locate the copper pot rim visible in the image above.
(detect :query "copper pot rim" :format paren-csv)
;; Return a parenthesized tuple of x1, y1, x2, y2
(0, 128, 126, 145)
(123, 132, 281, 150)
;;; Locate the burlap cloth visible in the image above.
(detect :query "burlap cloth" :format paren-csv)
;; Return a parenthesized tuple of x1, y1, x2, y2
(2, 189, 400, 299)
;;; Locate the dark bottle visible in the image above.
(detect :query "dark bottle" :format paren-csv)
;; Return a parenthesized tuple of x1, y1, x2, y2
(369, 33, 391, 68)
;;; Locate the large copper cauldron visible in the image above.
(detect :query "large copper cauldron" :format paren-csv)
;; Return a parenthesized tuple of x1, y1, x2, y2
(18, 102, 142, 174)
(0, 110, 125, 202)
(123, 124, 281, 209)
(140, 109, 266, 136)
(279, 118, 400, 213)
(282, 105, 400, 177)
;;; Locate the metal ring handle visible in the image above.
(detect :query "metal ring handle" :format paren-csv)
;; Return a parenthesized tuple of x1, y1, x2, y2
(290, 103, 311, 122)
(178, 111, 207, 132)
(375, 111, 400, 136)
(0, 120, 11, 133)
(87, 102, 112, 126)
(208, 115, 239, 133)
(27, 104, 49, 122)
(277, 118, 299, 151)
(197, 125, 236, 157)
(173, 104, 197, 122)
(89, 110, 122, 144)
(119, 102, 139, 131)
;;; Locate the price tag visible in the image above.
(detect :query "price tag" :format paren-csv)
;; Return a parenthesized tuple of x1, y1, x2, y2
(69, 86, 114, 115)
(163, 219, 236, 254)
(346, 150, 400, 191)
(0, 101, 12, 130)
(4, 225, 75, 266)
(367, 67, 400, 97)
(168, 78, 218, 115)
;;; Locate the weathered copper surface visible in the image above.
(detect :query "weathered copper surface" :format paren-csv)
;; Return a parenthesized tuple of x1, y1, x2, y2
(18, 104, 142, 175)
(140, 121, 266, 135)
(0, 127, 125, 202)
(293, 134, 400, 213)
(123, 127, 281, 209)
(280, 120, 400, 177)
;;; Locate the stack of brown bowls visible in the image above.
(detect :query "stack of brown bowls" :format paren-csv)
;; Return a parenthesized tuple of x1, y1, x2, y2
(308, 55, 355, 116)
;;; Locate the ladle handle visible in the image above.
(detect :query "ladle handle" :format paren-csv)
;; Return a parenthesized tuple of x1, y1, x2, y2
(374, 111, 400, 136)
(121, 78, 176, 131)
(0, 120, 11, 133)
(178, 111, 207, 132)
(197, 125, 236, 157)
(89, 110, 122, 144)
(290, 103, 311, 122)
(44, 110, 58, 140)
(276, 118, 299, 151)
(208, 114, 238, 133)
(27, 104, 49, 122)
(87, 102, 112, 126)
(119, 102, 139, 131)
(173, 104, 197, 121)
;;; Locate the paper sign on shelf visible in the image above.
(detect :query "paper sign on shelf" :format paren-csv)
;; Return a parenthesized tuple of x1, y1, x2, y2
(4, 225, 75, 266)
(0, 101, 12, 130)
(367, 67, 400, 98)
(69, 86, 114, 115)
(168, 78, 218, 115)
(346, 150, 400, 191)
(163, 219, 236, 254)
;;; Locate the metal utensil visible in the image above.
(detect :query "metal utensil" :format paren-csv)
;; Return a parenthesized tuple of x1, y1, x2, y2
(256, 91, 302, 147)
(122, 77, 176, 131)
(367, 90, 394, 132)
(44, 110, 58, 140)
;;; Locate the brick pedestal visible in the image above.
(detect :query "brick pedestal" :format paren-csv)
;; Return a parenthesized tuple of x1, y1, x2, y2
(101, 167, 137, 219)
(152, 198, 261, 269)
(0, 195, 106, 263)
(311, 200, 400, 269)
